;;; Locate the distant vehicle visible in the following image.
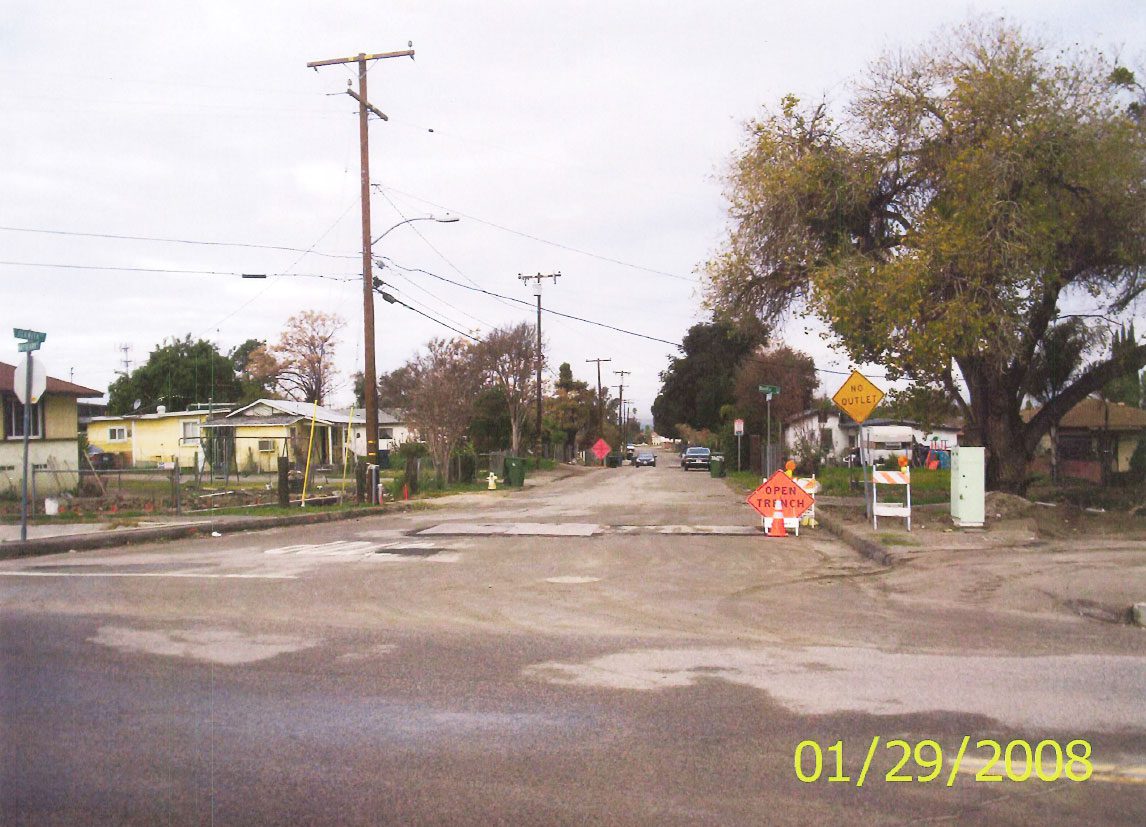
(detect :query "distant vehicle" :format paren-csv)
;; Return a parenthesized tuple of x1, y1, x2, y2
(680, 446, 711, 471)
(633, 450, 656, 467)
(625, 444, 636, 460)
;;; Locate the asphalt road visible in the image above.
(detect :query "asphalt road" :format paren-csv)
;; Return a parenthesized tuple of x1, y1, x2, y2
(2, 453, 1144, 825)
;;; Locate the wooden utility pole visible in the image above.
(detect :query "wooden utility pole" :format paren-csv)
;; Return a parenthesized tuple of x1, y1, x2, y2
(519, 272, 561, 467)
(613, 369, 630, 446)
(307, 47, 414, 469)
(585, 357, 611, 438)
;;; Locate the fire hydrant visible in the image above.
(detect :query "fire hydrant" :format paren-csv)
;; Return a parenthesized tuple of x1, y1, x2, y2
(487, 471, 498, 490)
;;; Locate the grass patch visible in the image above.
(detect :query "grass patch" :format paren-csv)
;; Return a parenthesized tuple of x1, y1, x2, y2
(877, 533, 922, 546)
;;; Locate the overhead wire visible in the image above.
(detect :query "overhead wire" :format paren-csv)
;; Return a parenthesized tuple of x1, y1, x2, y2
(0, 225, 357, 260)
(376, 184, 696, 283)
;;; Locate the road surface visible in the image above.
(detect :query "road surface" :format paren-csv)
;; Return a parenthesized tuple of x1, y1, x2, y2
(2, 454, 1143, 824)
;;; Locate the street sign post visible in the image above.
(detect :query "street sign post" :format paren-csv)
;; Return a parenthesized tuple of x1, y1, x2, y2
(831, 370, 885, 519)
(591, 438, 611, 464)
(758, 384, 780, 473)
(734, 418, 745, 472)
(13, 328, 47, 542)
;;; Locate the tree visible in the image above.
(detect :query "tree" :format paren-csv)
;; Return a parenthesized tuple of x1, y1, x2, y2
(876, 384, 962, 432)
(545, 363, 595, 452)
(265, 311, 344, 404)
(468, 387, 513, 454)
(107, 335, 240, 415)
(229, 338, 277, 404)
(475, 323, 539, 455)
(731, 346, 818, 442)
(652, 320, 767, 437)
(405, 338, 482, 483)
(1103, 324, 1143, 407)
(1023, 318, 1094, 483)
(705, 21, 1146, 492)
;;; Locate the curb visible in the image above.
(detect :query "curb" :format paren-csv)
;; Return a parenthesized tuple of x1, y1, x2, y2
(0, 503, 420, 560)
(816, 506, 896, 566)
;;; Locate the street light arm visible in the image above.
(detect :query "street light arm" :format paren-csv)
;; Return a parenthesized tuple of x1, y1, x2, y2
(371, 215, 458, 246)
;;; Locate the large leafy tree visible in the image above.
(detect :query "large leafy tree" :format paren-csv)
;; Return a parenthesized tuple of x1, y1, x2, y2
(652, 320, 766, 437)
(731, 346, 818, 441)
(545, 362, 595, 451)
(705, 21, 1146, 492)
(107, 336, 240, 415)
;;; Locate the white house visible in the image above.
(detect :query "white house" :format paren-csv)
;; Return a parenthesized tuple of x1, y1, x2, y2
(344, 408, 414, 457)
(784, 408, 960, 464)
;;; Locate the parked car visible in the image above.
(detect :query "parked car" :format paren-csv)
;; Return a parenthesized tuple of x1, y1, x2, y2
(633, 450, 656, 467)
(680, 446, 712, 471)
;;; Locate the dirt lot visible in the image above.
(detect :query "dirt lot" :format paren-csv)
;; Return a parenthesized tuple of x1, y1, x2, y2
(822, 491, 1146, 625)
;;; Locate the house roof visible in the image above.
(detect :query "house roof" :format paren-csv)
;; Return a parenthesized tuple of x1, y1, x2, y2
(1023, 397, 1146, 431)
(0, 361, 102, 398)
(89, 407, 232, 423)
(204, 415, 304, 427)
(220, 399, 408, 427)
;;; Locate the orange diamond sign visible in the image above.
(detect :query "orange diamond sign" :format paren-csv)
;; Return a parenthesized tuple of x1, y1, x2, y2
(591, 438, 612, 461)
(832, 370, 884, 424)
(747, 471, 815, 519)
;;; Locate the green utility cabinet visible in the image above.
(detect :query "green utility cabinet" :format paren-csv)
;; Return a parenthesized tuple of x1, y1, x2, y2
(950, 447, 985, 527)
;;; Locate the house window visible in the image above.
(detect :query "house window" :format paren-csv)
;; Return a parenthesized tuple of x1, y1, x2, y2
(182, 421, 200, 440)
(819, 428, 833, 452)
(6, 399, 43, 439)
(378, 427, 394, 440)
(109, 426, 128, 441)
(257, 439, 275, 452)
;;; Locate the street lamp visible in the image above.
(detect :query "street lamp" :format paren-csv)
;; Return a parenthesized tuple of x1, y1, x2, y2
(371, 214, 458, 245)
(360, 214, 459, 471)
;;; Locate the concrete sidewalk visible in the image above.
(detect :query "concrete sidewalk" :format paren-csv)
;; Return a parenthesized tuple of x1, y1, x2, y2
(0, 464, 587, 559)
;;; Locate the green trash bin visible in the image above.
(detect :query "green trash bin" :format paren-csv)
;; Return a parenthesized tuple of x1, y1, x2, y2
(504, 456, 526, 487)
(709, 457, 726, 477)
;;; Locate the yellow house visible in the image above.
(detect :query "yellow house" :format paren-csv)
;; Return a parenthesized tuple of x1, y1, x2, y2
(87, 405, 233, 470)
(204, 399, 347, 474)
(1, 361, 102, 495)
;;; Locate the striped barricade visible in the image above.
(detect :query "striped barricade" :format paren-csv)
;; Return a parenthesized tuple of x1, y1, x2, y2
(871, 468, 911, 530)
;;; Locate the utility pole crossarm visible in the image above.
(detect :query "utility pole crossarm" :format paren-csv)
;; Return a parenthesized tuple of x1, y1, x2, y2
(345, 88, 388, 121)
(307, 49, 415, 69)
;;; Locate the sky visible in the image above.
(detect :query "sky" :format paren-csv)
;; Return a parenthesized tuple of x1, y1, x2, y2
(3, 1, 1144, 422)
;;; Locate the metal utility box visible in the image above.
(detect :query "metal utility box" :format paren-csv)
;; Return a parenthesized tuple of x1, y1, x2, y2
(950, 447, 985, 527)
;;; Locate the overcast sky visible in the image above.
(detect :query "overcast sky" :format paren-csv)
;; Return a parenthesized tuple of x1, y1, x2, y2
(3, 1, 1144, 420)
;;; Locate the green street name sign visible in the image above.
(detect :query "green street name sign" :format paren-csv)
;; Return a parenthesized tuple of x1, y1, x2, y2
(13, 328, 47, 343)
(758, 384, 780, 397)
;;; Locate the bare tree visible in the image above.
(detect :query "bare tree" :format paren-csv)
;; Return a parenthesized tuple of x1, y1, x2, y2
(406, 338, 482, 482)
(476, 323, 538, 455)
(268, 311, 344, 404)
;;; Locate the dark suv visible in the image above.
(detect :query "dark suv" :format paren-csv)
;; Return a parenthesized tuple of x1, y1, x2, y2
(680, 446, 712, 471)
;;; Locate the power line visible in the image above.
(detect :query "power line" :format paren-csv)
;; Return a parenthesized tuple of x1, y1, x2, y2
(0, 260, 355, 280)
(0, 225, 357, 259)
(377, 184, 695, 282)
(374, 285, 480, 342)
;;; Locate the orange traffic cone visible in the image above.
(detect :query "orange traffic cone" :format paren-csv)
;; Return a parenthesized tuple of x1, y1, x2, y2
(767, 497, 788, 537)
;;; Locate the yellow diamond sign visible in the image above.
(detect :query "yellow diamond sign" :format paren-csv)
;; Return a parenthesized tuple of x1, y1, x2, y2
(832, 370, 884, 424)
